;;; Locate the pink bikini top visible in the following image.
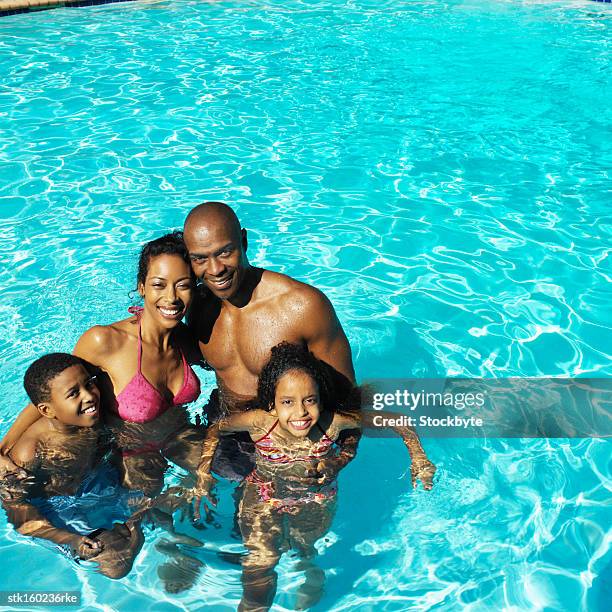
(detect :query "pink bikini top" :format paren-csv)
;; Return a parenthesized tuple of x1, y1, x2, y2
(111, 308, 201, 424)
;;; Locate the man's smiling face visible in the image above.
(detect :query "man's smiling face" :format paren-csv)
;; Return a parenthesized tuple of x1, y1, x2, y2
(184, 215, 248, 300)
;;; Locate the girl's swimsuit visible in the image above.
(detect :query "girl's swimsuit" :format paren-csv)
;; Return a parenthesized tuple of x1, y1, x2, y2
(111, 307, 201, 425)
(245, 420, 338, 514)
(253, 420, 335, 463)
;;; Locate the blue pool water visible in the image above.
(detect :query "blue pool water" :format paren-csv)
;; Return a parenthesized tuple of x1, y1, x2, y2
(0, 0, 610, 609)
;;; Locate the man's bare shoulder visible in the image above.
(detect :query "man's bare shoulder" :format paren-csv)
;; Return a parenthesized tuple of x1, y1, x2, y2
(257, 270, 330, 310)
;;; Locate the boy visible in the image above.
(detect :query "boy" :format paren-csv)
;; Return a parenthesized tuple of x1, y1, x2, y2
(2, 353, 143, 578)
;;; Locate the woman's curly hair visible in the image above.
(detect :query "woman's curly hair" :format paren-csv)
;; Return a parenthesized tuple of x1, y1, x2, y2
(257, 342, 334, 412)
(136, 231, 194, 288)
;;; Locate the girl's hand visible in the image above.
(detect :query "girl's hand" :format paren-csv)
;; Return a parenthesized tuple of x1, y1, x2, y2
(410, 455, 436, 490)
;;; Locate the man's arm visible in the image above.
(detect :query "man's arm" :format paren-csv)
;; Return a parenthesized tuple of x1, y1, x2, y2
(296, 285, 355, 384)
(307, 414, 362, 483)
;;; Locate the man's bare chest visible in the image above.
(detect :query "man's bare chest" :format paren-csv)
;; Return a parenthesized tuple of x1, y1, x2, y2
(200, 308, 302, 374)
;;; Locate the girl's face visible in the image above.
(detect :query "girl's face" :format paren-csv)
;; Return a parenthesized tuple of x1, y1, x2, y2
(271, 369, 321, 438)
(139, 254, 193, 328)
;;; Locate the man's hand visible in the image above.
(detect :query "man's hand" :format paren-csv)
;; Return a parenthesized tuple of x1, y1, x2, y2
(410, 454, 436, 490)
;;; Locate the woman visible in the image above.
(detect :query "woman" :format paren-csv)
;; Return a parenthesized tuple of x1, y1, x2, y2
(1, 232, 206, 497)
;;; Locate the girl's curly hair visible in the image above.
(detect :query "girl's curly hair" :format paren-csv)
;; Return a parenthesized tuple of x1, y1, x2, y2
(257, 342, 334, 412)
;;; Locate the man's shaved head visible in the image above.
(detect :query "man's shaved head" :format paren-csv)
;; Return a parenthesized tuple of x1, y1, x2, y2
(184, 201, 242, 242)
(183, 201, 249, 300)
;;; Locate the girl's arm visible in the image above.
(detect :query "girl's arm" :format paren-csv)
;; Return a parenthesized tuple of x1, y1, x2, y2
(331, 411, 362, 433)
(359, 409, 436, 490)
(218, 410, 269, 436)
(325, 410, 436, 489)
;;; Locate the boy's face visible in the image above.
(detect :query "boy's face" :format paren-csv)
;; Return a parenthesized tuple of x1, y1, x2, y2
(271, 369, 321, 439)
(40, 365, 101, 428)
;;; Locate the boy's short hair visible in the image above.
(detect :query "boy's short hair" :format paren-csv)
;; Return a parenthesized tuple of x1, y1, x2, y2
(24, 353, 85, 405)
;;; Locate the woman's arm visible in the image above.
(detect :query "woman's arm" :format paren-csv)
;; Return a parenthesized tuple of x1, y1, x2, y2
(73, 325, 114, 365)
(0, 405, 40, 456)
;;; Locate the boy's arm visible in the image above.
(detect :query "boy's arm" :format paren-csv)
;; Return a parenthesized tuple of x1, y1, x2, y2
(4, 500, 101, 559)
(4, 439, 101, 559)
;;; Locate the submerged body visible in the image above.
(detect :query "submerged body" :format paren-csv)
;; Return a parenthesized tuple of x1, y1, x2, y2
(226, 409, 356, 612)
(215, 347, 361, 611)
(4, 360, 143, 578)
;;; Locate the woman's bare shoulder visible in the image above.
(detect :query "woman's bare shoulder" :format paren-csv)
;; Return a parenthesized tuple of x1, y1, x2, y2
(74, 317, 137, 363)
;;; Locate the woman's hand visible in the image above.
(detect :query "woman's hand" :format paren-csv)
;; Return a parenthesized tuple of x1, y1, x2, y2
(0, 456, 28, 501)
(0, 431, 20, 456)
(0, 454, 25, 477)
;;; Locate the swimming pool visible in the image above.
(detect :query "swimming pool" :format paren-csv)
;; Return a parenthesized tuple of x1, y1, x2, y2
(0, 0, 610, 609)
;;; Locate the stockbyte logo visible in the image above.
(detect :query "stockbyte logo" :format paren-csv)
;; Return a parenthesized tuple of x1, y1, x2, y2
(362, 378, 612, 439)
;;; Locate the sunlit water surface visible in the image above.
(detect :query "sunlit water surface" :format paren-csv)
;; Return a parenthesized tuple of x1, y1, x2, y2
(0, 0, 610, 610)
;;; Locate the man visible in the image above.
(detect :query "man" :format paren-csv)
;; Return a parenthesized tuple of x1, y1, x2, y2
(184, 201, 355, 403)
(182, 202, 434, 497)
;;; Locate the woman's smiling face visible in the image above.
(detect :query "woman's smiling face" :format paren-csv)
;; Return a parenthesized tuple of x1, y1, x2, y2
(271, 369, 321, 438)
(139, 254, 193, 327)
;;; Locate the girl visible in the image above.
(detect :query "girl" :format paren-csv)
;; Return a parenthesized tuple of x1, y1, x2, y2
(215, 341, 419, 612)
